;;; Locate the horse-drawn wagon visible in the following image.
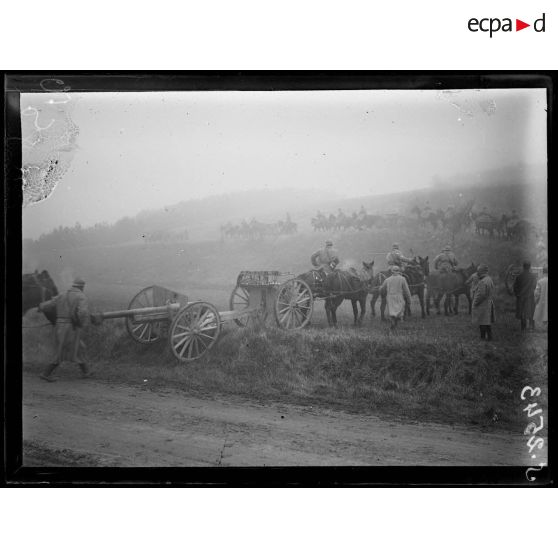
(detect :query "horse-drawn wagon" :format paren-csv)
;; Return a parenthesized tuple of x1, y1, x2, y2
(91, 271, 315, 363)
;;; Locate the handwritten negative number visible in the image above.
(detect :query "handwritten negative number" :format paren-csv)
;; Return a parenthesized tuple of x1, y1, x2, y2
(526, 436, 544, 453)
(523, 402, 542, 417)
(521, 386, 541, 400)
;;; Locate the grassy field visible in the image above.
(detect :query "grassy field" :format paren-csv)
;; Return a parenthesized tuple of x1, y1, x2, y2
(22, 220, 547, 431)
(23, 286, 547, 431)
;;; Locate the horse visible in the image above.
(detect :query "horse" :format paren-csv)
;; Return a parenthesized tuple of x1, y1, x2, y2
(298, 262, 374, 327)
(426, 263, 476, 316)
(369, 256, 429, 320)
(22, 270, 58, 324)
(506, 219, 534, 243)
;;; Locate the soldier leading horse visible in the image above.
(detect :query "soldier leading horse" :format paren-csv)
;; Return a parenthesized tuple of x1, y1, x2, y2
(370, 256, 429, 320)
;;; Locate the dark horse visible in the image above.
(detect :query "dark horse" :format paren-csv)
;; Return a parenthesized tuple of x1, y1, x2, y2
(426, 263, 476, 315)
(298, 262, 374, 327)
(370, 256, 429, 320)
(22, 270, 58, 324)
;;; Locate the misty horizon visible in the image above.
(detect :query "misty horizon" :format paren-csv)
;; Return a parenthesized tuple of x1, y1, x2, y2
(21, 88, 547, 239)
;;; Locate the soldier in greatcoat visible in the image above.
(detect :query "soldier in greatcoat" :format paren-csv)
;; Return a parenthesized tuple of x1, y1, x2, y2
(471, 264, 495, 341)
(386, 243, 413, 270)
(533, 267, 548, 328)
(380, 266, 411, 330)
(513, 261, 538, 332)
(38, 277, 92, 382)
(433, 245, 458, 273)
(311, 240, 340, 279)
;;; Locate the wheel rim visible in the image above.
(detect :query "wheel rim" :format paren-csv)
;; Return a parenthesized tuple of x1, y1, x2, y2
(275, 279, 313, 330)
(126, 286, 165, 344)
(169, 302, 221, 362)
(229, 285, 251, 327)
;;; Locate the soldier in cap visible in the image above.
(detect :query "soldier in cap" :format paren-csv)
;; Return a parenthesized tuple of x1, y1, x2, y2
(433, 245, 458, 273)
(311, 240, 340, 280)
(513, 261, 537, 332)
(386, 243, 413, 270)
(380, 265, 412, 330)
(471, 264, 495, 341)
(38, 276, 92, 381)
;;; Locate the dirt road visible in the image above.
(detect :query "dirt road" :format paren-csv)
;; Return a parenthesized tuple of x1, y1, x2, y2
(23, 372, 539, 467)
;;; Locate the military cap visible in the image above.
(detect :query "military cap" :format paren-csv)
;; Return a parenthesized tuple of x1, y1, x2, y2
(72, 276, 86, 287)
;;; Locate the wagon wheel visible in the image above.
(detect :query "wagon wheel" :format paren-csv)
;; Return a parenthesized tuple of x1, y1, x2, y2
(126, 286, 165, 344)
(275, 278, 313, 330)
(229, 285, 251, 327)
(169, 302, 221, 362)
(504, 264, 521, 295)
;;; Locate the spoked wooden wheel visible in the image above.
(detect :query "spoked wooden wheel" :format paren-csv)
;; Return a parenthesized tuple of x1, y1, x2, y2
(169, 302, 221, 362)
(126, 286, 165, 344)
(275, 278, 313, 330)
(229, 285, 251, 327)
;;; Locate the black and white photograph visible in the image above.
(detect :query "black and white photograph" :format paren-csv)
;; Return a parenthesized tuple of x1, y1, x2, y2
(9, 75, 549, 480)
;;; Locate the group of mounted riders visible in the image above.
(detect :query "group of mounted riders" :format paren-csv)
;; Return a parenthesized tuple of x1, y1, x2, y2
(307, 238, 483, 330)
(311, 206, 392, 232)
(221, 214, 298, 240)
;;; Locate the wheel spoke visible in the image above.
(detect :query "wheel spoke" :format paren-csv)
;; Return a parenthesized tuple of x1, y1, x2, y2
(179, 335, 191, 358)
(172, 330, 190, 339)
(198, 332, 216, 341)
(139, 322, 149, 340)
(173, 334, 189, 352)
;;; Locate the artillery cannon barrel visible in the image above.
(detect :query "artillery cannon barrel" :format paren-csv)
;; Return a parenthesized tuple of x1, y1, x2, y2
(92, 302, 181, 323)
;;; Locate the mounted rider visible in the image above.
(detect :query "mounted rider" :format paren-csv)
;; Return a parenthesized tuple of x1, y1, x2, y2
(433, 245, 458, 273)
(311, 240, 340, 281)
(386, 243, 413, 271)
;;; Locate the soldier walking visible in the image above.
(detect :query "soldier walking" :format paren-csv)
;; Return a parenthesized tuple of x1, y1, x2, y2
(38, 276, 93, 382)
(380, 266, 411, 330)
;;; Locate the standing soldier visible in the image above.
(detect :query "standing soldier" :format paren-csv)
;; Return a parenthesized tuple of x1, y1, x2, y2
(386, 243, 413, 270)
(311, 240, 340, 280)
(38, 276, 92, 382)
(465, 269, 480, 296)
(472, 264, 495, 341)
(533, 267, 548, 329)
(380, 266, 411, 330)
(513, 262, 538, 332)
(433, 245, 458, 273)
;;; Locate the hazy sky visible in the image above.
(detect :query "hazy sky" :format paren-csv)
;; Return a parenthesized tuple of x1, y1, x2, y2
(21, 88, 547, 238)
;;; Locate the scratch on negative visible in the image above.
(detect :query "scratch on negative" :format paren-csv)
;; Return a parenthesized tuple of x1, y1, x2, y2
(217, 433, 229, 466)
